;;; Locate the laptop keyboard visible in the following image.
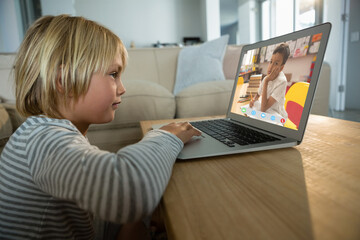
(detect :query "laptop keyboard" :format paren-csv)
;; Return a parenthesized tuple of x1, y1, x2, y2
(190, 119, 280, 147)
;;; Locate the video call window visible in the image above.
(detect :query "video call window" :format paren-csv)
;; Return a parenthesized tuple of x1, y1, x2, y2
(231, 33, 323, 130)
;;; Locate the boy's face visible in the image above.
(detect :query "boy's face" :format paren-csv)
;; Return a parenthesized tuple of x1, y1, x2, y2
(68, 54, 126, 128)
(267, 53, 285, 75)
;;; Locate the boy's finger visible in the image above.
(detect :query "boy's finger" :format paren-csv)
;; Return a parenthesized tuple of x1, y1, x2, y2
(192, 128, 202, 136)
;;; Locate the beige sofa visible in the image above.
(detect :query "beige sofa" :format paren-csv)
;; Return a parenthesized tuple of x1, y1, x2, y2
(0, 46, 330, 153)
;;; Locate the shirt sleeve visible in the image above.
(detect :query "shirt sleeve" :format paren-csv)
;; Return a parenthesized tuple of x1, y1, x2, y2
(27, 126, 183, 224)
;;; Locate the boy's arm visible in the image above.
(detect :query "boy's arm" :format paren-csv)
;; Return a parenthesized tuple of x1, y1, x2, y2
(29, 126, 183, 224)
(260, 66, 282, 111)
(260, 78, 277, 112)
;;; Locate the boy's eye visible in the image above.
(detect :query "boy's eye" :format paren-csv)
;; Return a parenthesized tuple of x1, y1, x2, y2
(110, 72, 119, 79)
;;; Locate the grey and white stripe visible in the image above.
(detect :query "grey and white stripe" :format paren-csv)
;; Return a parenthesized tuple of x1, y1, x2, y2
(0, 116, 183, 239)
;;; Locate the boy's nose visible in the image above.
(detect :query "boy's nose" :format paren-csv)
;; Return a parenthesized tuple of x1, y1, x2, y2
(117, 79, 126, 96)
(268, 63, 274, 71)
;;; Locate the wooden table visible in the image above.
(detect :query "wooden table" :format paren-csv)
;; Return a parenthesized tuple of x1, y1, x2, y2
(140, 115, 360, 240)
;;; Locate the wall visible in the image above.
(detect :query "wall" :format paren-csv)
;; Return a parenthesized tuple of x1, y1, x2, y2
(220, 0, 238, 44)
(323, 0, 343, 111)
(40, 0, 223, 48)
(259, 55, 315, 84)
(237, 0, 259, 45)
(40, 0, 75, 15)
(0, 0, 23, 53)
(202, 0, 221, 41)
(345, 0, 360, 110)
(73, 0, 204, 48)
(221, 22, 238, 44)
(2, 0, 224, 51)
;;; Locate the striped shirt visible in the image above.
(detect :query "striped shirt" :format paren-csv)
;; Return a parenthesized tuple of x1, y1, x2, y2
(0, 116, 183, 239)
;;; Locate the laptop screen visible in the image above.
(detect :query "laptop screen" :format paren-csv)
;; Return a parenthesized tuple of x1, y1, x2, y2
(230, 32, 325, 131)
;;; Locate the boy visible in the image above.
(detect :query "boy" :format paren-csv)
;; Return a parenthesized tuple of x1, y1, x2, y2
(0, 15, 200, 239)
(250, 43, 290, 120)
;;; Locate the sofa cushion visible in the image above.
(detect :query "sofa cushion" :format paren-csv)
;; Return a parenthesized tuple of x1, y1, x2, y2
(175, 80, 235, 118)
(89, 80, 175, 131)
(0, 104, 12, 148)
(173, 35, 229, 95)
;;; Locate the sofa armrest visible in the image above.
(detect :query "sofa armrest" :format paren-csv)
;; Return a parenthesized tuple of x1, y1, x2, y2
(0, 104, 13, 152)
(1, 103, 26, 131)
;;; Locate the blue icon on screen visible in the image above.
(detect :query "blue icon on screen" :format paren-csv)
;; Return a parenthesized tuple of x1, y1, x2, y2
(251, 110, 256, 116)
(270, 115, 276, 121)
(261, 113, 266, 118)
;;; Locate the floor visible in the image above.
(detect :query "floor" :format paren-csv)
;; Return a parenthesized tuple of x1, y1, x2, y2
(329, 109, 360, 123)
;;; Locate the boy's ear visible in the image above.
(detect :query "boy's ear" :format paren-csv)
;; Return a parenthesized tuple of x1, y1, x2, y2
(280, 64, 285, 72)
(55, 65, 65, 94)
(55, 65, 72, 97)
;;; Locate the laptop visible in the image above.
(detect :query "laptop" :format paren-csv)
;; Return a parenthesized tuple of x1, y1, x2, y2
(154, 23, 331, 160)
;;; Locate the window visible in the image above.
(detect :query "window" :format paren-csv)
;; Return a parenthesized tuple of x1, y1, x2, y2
(0, 0, 41, 52)
(295, 0, 317, 30)
(260, 0, 322, 40)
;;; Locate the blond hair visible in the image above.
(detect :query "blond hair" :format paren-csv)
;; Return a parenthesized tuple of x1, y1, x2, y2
(14, 15, 127, 118)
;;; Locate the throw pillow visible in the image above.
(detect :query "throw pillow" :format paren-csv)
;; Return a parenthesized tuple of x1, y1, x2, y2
(173, 35, 229, 95)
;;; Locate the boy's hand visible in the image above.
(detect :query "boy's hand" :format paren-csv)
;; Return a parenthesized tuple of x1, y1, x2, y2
(249, 99, 255, 108)
(266, 66, 282, 82)
(249, 93, 258, 108)
(160, 122, 202, 144)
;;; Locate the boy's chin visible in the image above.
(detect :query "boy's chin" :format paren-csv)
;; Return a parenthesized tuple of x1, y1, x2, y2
(94, 114, 115, 124)
(104, 116, 115, 123)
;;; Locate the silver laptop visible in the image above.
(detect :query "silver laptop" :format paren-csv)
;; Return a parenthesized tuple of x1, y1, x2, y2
(154, 23, 331, 160)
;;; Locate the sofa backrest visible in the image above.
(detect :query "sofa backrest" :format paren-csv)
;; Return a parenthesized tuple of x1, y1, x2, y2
(0, 54, 16, 102)
(0, 45, 244, 100)
(122, 47, 181, 92)
(122, 45, 245, 93)
(0, 46, 331, 116)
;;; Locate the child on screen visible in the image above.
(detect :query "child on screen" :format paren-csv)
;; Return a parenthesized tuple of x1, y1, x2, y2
(250, 43, 290, 120)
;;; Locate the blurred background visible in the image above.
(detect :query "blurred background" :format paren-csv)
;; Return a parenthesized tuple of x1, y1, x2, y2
(0, 0, 359, 121)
